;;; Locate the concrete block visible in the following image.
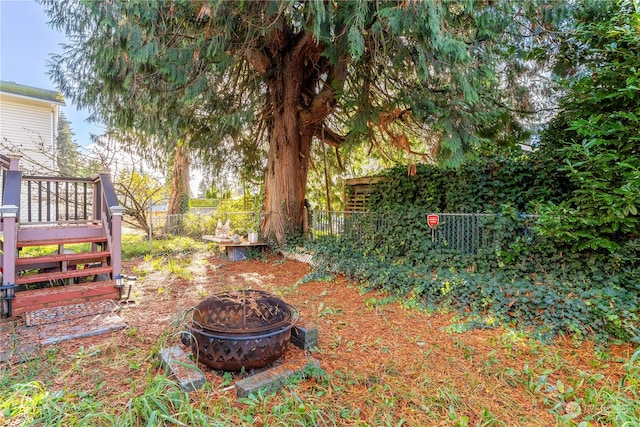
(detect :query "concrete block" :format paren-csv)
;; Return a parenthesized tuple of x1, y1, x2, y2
(158, 346, 206, 392)
(235, 357, 320, 398)
(291, 318, 318, 350)
(227, 246, 247, 261)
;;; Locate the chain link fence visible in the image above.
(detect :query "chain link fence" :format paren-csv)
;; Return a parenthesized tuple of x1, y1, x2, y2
(149, 211, 261, 238)
(150, 209, 537, 256)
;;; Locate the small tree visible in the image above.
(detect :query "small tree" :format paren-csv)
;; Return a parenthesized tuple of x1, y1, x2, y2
(89, 135, 169, 236)
(116, 168, 168, 236)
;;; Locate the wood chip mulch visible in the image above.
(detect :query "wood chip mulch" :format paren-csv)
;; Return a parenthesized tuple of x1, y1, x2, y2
(19, 251, 634, 426)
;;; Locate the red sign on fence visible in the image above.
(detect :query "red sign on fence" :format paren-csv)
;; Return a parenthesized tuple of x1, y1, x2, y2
(427, 214, 439, 229)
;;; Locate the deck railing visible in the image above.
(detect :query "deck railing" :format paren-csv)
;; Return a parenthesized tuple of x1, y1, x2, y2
(20, 175, 94, 223)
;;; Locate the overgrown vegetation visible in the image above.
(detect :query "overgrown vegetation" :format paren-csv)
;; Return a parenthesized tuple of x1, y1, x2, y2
(307, 0, 640, 345)
(308, 209, 639, 343)
(367, 154, 572, 213)
(536, 0, 640, 252)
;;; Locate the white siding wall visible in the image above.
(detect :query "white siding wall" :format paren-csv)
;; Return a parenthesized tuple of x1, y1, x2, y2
(1, 92, 60, 221)
(0, 93, 57, 175)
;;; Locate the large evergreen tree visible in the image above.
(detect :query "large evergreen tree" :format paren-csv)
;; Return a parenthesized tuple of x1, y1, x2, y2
(41, 0, 566, 241)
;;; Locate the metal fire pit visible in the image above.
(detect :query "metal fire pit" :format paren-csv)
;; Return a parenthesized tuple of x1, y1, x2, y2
(186, 290, 298, 371)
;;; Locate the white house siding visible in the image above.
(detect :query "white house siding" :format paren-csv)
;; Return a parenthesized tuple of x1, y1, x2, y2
(0, 92, 58, 174)
(1, 90, 63, 222)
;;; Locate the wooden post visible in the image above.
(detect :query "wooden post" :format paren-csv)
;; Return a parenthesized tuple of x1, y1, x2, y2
(302, 206, 308, 238)
(7, 153, 21, 171)
(110, 206, 125, 279)
(1, 205, 19, 316)
(1, 155, 21, 316)
(92, 176, 102, 253)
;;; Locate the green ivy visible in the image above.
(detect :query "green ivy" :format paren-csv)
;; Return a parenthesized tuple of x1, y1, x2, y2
(367, 154, 572, 214)
(306, 210, 639, 344)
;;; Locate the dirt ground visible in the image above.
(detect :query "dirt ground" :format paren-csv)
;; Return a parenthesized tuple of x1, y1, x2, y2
(35, 250, 635, 425)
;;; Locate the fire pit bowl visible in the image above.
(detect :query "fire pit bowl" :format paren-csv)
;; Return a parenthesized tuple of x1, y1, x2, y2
(185, 290, 299, 371)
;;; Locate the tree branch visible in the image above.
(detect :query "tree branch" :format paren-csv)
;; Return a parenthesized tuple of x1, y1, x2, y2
(301, 54, 350, 126)
(243, 48, 271, 74)
(314, 125, 346, 148)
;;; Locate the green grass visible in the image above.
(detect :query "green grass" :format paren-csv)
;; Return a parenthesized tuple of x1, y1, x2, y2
(2, 328, 639, 426)
(20, 243, 92, 258)
(121, 234, 208, 260)
(18, 233, 207, 262)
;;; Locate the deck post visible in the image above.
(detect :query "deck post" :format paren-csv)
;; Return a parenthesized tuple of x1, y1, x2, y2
(7, 153, 21, 171)
(1, 205, 19, 317)
(93, 175, 102, 222)
(110, 206, 125, 279)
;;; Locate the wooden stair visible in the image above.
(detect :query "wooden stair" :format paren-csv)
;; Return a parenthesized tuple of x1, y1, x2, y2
(11, 281, 118, 316)
(12, 223, 119, 314)
(14, 266, 113, 286)
(15, 250, 111, 269)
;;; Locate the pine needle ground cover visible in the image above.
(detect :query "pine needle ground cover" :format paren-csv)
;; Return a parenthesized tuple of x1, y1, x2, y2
(1, 242, 638, 426)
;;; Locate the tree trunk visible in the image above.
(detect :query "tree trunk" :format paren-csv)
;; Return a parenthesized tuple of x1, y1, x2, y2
(167, 143, 191, 216)
(262, 53, 312, 243)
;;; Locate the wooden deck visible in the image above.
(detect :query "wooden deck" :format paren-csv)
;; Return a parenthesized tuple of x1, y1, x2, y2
(1, 156, 124, 318)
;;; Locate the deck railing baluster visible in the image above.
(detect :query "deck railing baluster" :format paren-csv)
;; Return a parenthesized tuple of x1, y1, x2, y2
(65, 181, 69, 220)
(74, 182, 79, 220)
(37, 181, 43, 222)
(27, 180, 32, 222)
(46, 181, 51, 222)
(55, 181, 59, 220)
(83, 182, 88, 220)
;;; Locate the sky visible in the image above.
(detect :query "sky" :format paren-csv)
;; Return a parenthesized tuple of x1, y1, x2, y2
(0, 0, 103, 148)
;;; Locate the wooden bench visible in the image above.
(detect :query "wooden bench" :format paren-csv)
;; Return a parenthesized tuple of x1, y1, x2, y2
(202, 235, 268, 261)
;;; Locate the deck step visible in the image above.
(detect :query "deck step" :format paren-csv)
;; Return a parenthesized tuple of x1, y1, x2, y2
(12, 281, 119, 316)
(18, 224, 106, 246)
(15, 251, 111, 268)
(15, 266, 113, 285)
(17, 236, 108, 248)
(18, 220, 102, 230)
(16, 251, 111, 272)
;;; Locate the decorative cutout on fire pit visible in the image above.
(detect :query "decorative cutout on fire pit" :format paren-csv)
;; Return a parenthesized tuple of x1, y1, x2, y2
(186, 290, 298, 371)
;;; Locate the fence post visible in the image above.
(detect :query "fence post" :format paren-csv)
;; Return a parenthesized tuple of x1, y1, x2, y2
(148, 200, 153, 250)
(302, 206, 308, 238)
(312, 209, 317, 240)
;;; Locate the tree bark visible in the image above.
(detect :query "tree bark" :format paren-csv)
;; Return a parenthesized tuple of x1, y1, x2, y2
(259, 30, 349, 243)
(167, 142, 191, 216)
(261, 42, 313, 242)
